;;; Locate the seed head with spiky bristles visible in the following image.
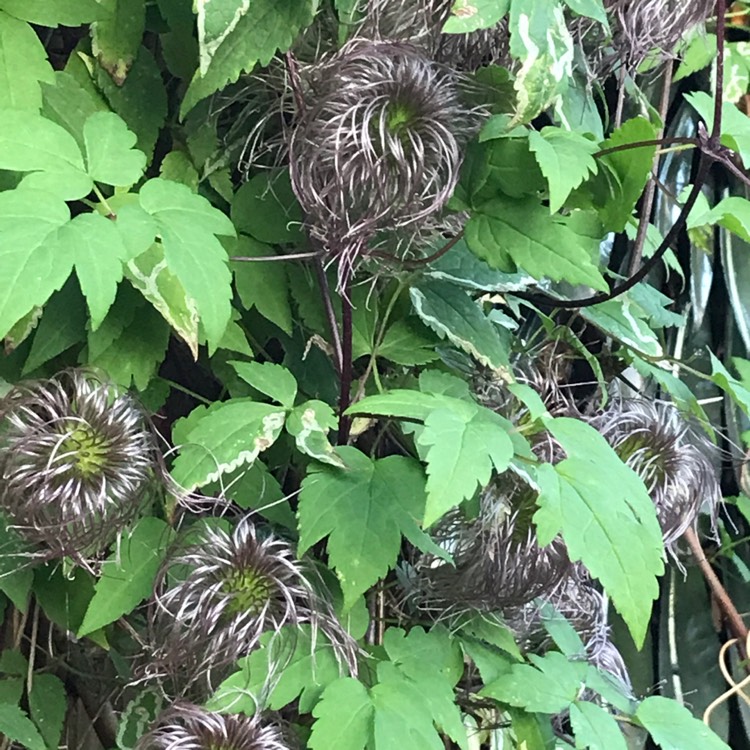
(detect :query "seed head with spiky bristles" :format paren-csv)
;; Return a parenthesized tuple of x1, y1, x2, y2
(589, 399, 720, 549)
(145, 518, 356, 698)
(289, 39, 479, 289)
(137, 703, 294, 750)
(0, 369, 158, 560)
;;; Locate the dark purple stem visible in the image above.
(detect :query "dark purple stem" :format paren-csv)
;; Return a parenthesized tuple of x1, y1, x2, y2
(337, 277, 354, 444)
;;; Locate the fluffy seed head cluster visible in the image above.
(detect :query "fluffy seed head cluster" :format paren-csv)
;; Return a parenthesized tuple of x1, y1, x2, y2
(289, 39, 477, 288)
(146, 518, 355, 697)
(590, 399, 720, 548)
(137, 703, 292, 750)
(411, 474, 570, 618)
(0, 369, 157, 560)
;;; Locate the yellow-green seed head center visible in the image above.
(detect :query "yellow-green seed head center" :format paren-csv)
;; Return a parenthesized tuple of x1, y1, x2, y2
(386, 101, 414, 134)
(59, 423, 110, 478)
(222, 566, 273, 616)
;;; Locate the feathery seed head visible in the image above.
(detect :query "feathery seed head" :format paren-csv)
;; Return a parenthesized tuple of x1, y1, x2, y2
(137, 703, 293, 750)
(0, 369, 158, 560)
(145, 518, 356, 698)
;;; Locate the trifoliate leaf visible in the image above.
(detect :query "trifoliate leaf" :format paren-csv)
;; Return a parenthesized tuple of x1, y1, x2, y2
(0, 188, 71, 339)
(529, 127, 599, 212)
(636, 696, 730, 750)
(83, 112, 147, 186)
(53, 212, 129, 330)
(298, 448, 434, 608)
(410, 279, 509, 370)
(465, 197, 607, 291)
(28, 674, 66, 750)
(91, 0, 146, 84)
(570, 701, 627, 750)
(139, 178, 235, 351)
(230, 360, 298, 408)
(0, 705, 45, 750)
(482, 651, 587, 714)
(78, 517, 174, 636)
(534, 418, 664, 647)
(309, 678, 373, 750)
(442, 0, 509, 34)
(0, 10, 54, 111)
(286, 400, 344, 467)
(172, 400, 287, 491)
(182, 0, 315, 115)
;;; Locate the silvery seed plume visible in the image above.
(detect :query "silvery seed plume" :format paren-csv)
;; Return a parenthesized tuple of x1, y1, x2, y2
(589, 399, 720, 549)
(145, 518, 357, 698)
(0, 369, 158, 560)
(136, 703, 294, 750)
(289, 39, 479, 290)
(411, 473, 570, 618)
(358, 0, 451, 50)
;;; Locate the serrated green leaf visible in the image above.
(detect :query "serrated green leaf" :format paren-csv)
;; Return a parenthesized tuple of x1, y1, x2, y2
(0, 188, 72, 339)
(346, 389, 472, 423)
(0, 704, 45, 750)
(0, 10, 54, 111)
(231, 169, 303, 244)
(529, 127, 598, 212)
(310, 677, 373, 750)
(53, 212, 129, 330)
(299, 448, 432, 607)
(686, 91, 750, 167)
(443, 0, 509, 34)
(0, 0, 107, 24)
(83, 112, 147, 186)
(28, 674, 66, 750)
(377, 319, 441, 366)
(286, 400, 344, 467)
(230, 360, 298, 408)
(709, 352, 750, 416)
(688, 195, 750, 245)
(636, 696, 730, 750)
(418, 406, 514, 526)
(410, 279, 509, 370)
(159, 151, 200, 190)
(482, 650, 587, 713)
(182, 0, 314, 114)
(91, 0, 146, 84)
(78, 517, 174, 636)
(534, 418, 664, 647)
(465, 197, 607, 290)
(570, 701, 627, 750)
(139, 178, 234, 351)
(580, 297, 662, 357)
(232, 237, 293, 335)
(172, 400, 287, 491)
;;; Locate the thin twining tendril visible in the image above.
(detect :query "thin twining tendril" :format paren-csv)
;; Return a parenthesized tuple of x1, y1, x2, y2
(703, 634, 750, 729)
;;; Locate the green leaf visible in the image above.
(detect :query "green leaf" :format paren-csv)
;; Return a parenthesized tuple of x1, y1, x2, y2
(0, 11, 54, 111)
(377, 319, 441, 366)
(418, 406, 514, 526)
(534, 418, 664, 647)
(410, 279, 509, 370)
(28, 674, 66, 750)
(594, 117, 658, 232)
(53, 212, 129, 330)
(674, 32, 717, 81)
(309, 677, 373, 750)
(231, 169, 304, 244)
(580, 297, 662, 357)
(232, 237, 293, 334)
(688, 195, 750, 245)
(0, 0, 107, 24)
(159, 151, 200, 190)
(482, 651, 587, 714)
(182, 0, 315, 115)
(529, 127, 598, 212)
(0, 110, 91, 199)
(636, 696, 730, 750)
(230, 360, 298, 408)
(33, 564, 96, 636)
(298, 448, 432, 607)
(686, 91, 750, 167)
(570, 701, 627, 749)
(562, 0, 608, 25)
(116, 689, 165, 750)
(0, 705, 45, 750)
(709, 353, 750, 417)
(172, 400, 287, 491)
(91, 0, 146, 84)
(139, 178, 235, 350)
(124, 240, 200, 358)
(0, 188, 71, 340)
(78, 517, 174, 636)
(0, 567, 32, 612)
(465, 197, 607, 290)
(443, 0, 509, 33)
(286, 400, 345, 468)
(83, 112, 147, 186)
